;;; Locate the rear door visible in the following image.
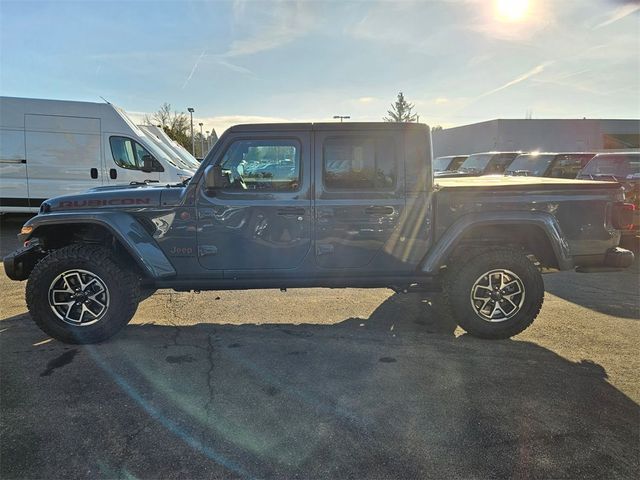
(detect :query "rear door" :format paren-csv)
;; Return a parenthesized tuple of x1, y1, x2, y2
(314, 130, 406, 272)
(24, 114, 103, 201)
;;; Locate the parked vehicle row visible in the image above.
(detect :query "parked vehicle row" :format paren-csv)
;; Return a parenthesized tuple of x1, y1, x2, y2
(578, 152, 640, 241)
(0, 96, 198, 213)
(435, 152, 522, 178)
(434, 150, 640, 241)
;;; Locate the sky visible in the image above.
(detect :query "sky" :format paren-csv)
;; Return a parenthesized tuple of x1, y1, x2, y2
(1, 0, 639, 135)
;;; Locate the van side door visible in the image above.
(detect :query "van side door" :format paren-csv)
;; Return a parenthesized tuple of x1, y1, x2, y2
(313, 130, 406, 272)
(24, 114, 103, 202)
(0, 128, 29, 209)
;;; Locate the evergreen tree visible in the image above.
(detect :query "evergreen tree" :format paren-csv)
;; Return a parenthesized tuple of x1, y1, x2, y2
(384, 92, 418, 123)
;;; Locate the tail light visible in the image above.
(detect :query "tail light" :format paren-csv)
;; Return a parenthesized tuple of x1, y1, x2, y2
(612, 202, 636, 230)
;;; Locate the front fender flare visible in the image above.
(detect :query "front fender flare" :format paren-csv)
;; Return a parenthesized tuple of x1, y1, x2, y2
(24, 211, 176, 279)
(420, 211, 572, 274)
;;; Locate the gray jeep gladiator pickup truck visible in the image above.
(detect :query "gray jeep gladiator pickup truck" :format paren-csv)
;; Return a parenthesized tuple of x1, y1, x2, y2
(4, 123, 635, 344)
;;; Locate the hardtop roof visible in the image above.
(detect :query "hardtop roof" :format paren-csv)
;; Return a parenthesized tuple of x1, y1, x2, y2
(226, 122, 430, 133)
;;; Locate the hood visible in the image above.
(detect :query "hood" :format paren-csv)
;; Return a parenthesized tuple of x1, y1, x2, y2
(42, 184, 168, 212)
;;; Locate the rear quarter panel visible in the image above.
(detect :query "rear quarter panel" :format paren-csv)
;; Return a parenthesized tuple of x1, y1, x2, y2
(433, 181, 624, 257)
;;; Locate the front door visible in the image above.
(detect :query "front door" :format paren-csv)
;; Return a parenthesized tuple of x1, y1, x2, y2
(313, 131, 406, 272)
(196, 133, 312, 274)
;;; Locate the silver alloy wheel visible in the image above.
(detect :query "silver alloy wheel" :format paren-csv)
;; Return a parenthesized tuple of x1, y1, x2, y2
(469, 269, 525, 322)
(48, 269, 110, 326)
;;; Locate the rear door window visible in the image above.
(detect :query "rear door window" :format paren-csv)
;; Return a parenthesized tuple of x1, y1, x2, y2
(323, 136, 396, 190)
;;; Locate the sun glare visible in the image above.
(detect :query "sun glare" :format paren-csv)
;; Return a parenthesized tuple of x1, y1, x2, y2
(495, 0, 530, 22)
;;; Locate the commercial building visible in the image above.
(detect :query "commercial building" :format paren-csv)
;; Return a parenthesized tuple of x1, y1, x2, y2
(432, 119, 640, 157)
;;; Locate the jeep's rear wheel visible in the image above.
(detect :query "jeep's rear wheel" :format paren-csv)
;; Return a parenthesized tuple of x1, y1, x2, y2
(26, 245, 140, 344)
(443, 247, 544, 339)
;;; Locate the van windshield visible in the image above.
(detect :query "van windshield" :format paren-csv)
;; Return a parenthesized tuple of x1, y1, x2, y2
(458, 154, 492, 173)
(506, 154, 554, 176)
(142, 129, 195, 171)
(434, 157, 453, 172)
(138, 133, 182, 169)
(579, 154, 640, 180)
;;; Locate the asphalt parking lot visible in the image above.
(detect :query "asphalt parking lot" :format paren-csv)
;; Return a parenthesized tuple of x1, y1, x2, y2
(1, 215, 638, 479)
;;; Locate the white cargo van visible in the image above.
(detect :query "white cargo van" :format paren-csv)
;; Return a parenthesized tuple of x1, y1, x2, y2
(138, 124, 199, 171)
(0, 96, 196, 213)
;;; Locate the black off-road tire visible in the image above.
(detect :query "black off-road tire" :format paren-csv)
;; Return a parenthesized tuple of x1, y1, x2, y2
(139, 288, 157, 302)
(443, 246, 544, 339)
(26, 244, 140, 344)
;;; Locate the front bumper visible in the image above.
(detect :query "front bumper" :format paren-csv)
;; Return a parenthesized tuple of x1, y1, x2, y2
(3, 245, 43, 281)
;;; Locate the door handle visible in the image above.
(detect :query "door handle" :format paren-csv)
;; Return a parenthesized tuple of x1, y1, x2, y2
(365, 206, 394, 215)
(277, 207, 306, 216)
(110, 168, 117, 180)
(90, 168, 98, 179)
(316, 244, 334, 256)
(198, 245, 218, 257)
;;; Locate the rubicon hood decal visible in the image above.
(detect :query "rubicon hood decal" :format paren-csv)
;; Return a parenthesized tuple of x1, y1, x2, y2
(46, 188, 163, 211)
(57, 197, 153, 208)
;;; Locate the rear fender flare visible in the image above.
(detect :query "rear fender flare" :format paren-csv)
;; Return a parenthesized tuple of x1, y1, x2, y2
(420, 211, 572, 273)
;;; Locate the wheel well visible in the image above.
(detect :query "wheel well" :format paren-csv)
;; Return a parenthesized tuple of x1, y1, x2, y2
(453, 224, 559, 268)
(31, 223, 147, 277)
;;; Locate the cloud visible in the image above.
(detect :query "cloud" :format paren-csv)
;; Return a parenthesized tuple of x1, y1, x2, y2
(434, 97, 449, 105)
(594, 2, 640, 28)
(224, 0, 316, 57)
(477, 61, 553, 99)
(357, 96, 377, 104)
(182, 50, 206, 89)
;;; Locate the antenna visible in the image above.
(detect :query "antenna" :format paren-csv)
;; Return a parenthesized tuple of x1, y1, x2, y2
(99, 96, 111, 104)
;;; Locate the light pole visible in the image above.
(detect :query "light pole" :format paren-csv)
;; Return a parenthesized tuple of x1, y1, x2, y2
(187, 107, 195, 156)
(199, 122, 204, 159)
(333, 115, 350, 122)
(205, 131, 210, 154)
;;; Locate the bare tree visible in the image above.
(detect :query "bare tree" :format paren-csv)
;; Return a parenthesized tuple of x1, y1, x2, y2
(144, 103, 191, 149)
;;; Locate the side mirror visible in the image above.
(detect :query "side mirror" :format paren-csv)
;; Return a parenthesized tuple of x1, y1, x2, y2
(142, 154, 154, 173)
(204, 164, 229, 193)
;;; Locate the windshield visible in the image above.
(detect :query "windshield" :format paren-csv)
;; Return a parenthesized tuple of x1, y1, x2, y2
(136, 132, 183, 170)
(579, 154, 640, 179)
(458, 153, 492, 173)
(153, 127, 200, 169)
(434, 157, 453, 172)
(506, 154, 555, 176)
(140, 127, 195, 171)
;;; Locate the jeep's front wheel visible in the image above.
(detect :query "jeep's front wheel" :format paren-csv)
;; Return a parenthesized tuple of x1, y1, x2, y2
(26, 245, 140, 344)
(443, 247, 544, 339)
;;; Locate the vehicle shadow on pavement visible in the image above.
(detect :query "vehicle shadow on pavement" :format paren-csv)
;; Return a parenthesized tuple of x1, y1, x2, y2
(544, 269, 640, 319)
(1, 294, 638, 480)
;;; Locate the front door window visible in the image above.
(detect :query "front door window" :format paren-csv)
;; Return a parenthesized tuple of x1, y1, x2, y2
(218, 139, 301, 191)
